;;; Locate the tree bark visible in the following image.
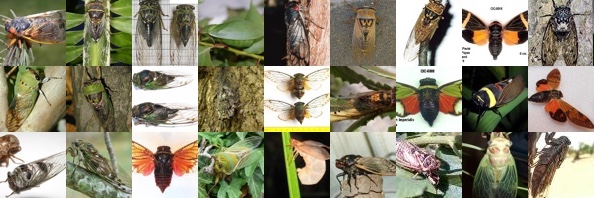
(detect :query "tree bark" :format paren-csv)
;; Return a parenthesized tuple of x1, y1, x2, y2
(198, 66, 263, 132)
(309, 0, 330, 66)
(72, 66, 132, 132)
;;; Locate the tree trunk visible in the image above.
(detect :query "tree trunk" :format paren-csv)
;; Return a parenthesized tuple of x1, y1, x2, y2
(309, 0, 330, 66)
(72, 66, 132, 132)
(198, 66, 263, 132)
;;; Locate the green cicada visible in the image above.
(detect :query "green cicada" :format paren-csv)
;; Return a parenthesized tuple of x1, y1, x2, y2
(82, 67, 114, 131)
(473, 132, 517, 198)
(5, 67, 59, 132)
(132, 102, 198, 126)
(132, 70, 193, 90)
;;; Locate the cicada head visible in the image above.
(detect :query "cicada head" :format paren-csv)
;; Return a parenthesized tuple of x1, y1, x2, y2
(4, 17, 30, 35)
(551, 2, 573, 40)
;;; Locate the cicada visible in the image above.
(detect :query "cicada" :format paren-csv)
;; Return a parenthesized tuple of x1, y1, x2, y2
(264, 93, 330, 124)
(3, 10, 65, 50)
(403, 0, 444, 62)
(132, 102, 198, 126)
(541, 0, 581, 66)
(335, 155, 396, 192)
(264, 68, 329, 99)
(5, 67, 61, 132)
(290, 138, 329, 185)
(170, 4, 197, 66)
(284, 0, 322, 66)
(530, 132, 570, 198)
(205, 136, 262, 193)
(528, 68, 594, 128)
(1, 151, 66, 198)
(332, 89, 395, 119)
(394, 138, 440, 185)
(82, 66, 114, 131)
(461, 9, 528, 60)
(135, 0, 166, 65)
(473, 132, 517, 198)
(132, 140, 198, 193)
(0, 134, 23, 167)
(396, 78, 462, 127)
(132, 69, 193, 90)
(472, 75, 525, 130)
(344, 0, 376, 64)
(67, 139, 131, 189)
(86, 0, 107, 42)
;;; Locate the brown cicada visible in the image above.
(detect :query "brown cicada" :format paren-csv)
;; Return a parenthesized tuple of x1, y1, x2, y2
(3, 10, 66, 49)
(403, 0, 444, 62)
(264, 93, 330, 124)
(1, 151, 66, 197)
(264, 68, 329, 99)
(530, 132, 570, 198)
(335, 155, 396, 192)
(332, 89, 395, 121)
(394, 138, 441, 186)
(0, 134, 23, 167)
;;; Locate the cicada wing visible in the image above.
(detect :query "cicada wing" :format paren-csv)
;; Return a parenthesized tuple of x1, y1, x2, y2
(305, 108, 322, 118)
(558, 99, 594, 128)
(305, 94, 330, 109)
(438, 79, 462, 115)
(545, 99, 567, 122)
(132, 141, 155, 176)
(232, 148, 262, 174)
(264, 100, 294, 112)
(493, 154, 518, 198)
(155, 70, 194, 89)
(561, 17, 578, 66)
(151, 104, 197, 126)
(223, 136, 263, 156)
(278, 110, 296, 121)
(495, 75, 525, 106)
(135, 8, 163, 65)
(541, 17, 559, 66)
(403, 12, 423, 61)
(22, 10, 66, 44)
(264, 70, 294, 92)
(172, 140, 198, 176)
(297, 153, 326, 185)
(462, 9, 489, 46)
(354, 157, 396, 176)
(305, 68, 330, 82)
(292, 140, 329, 160)
(473, 154, 496, 198)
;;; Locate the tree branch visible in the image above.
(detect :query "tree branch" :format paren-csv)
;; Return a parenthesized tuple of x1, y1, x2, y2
(104, 132, 119, 176)
(66, 161, 131, 197)
(17, 66, 66, 132)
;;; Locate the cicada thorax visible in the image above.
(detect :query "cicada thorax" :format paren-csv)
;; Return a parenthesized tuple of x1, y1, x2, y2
(4, 17, 34, 49)
(416, 0, 444, 41)
(153, 146, 174, 193)
(394, 138, 440, 185)
(417, 78, 440, 126)
(486, 133, 512, 169)
(0, 135, 22, 167)
(172, 4, 195, 47)
(137, 0, 164, 47)
(293, 101, 306, 124)
(132, 70, 175, 89)
(6, 67, 43, 132)
(291, 73, 306, 98)
(86, 0, 106, 42)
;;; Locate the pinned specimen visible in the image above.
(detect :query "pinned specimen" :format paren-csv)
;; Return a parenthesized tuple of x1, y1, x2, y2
(170, 4, 197, 65)
(396, 78, 462, 126)
(132, 69, 193, 90)
(264, 93, 330, 124)
(264, 68, 329, 99)
(135, 0, 166, 65)
(132, 102, 198, 126)
(473, 132, 517, 198)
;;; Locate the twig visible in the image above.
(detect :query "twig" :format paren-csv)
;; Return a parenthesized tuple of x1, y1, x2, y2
(5, 66, 17, 77)
(104, 132, 119, 176)
(66, 162, 132, 197)
(199, 41, 265, 61)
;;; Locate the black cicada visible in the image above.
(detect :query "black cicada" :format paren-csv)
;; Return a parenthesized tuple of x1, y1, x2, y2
(132, 102, 198, 126)
(86, 0, 106, 42)
(394, 138, 441, 186)
(170, 4, 197, 66)
(284, 0, 312, 66)
(541, 0, 581, 66)
(1, 151, 66, 197)
(335, 155, 396, 192)
(135, 0, 167, 65)
(530, 132, 570, 198)
(132, 69, 193, 90)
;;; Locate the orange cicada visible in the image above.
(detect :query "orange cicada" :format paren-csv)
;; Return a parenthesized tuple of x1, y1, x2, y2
(3, 10, 66, 50)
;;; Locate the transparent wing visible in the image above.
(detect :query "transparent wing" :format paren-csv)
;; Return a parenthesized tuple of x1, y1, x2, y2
(305, 94, 330, 109)
(148, 103, 197, 126)
(403, 16, 421, 61)
(305, 68, 330, 82)
(135, 5, 163, 65)
(170, 5, 197, 66)
(264, 100, 294, 112)
(355, 157, 396, 176)
(265, 70, 294, 91)
(473, 154, 496, 198)
(23, 151, 66, 186)
(278, 110, 296, 121)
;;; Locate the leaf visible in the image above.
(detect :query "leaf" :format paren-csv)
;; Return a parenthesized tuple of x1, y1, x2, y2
(111, 0, 132, 16)
(245, 1, 264, 28)
(111, 17, 132, 34)
(66, 46, 83, 63)
(345, 112, 381, 132)
(110, 47, 132, 65)
(243, 38, 264, 54)
(247, 171, 264, 198)
(464, 89, 528, 132)
(66, 12, 84, 30)
(111, 32, 132, 48)
(198, 187, 208, 198)
(198, 45, 214, 66)
(332, 67, 392, 91)
(389, 125, 396, 132)
(66, 30, 84, 45)
(243, 148, 263, 177)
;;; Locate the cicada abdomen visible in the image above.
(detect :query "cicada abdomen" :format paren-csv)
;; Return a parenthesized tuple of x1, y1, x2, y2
(531, 132, 570, 198)
(394, 138, 440, 185)
(473, 132, 517, 198)
(135, 0, 166, 65)
(6, 67, 55, 132)
(4, 151, 66, 197)
(170, 4, 197, 66)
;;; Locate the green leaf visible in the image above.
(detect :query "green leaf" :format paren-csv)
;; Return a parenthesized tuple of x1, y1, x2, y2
(464, 89, 528, 132)
(243, 38, 264, 54)
(110, 47, 132, 65)
(389, 125, 396, 132)
(198, 45, 214, 66)
(111, 32, 132, 48)
(247, 171, 264, 198)
(66, 12, 84, 30)
(111, 0, 132, 16)
(66, 30, 83, 45)
(245, 1, 264, 28)
(244, 148, 263, 177)
(208, 19, 263, 48)
(198, 187, 208, 198)
(332, 66, 392, 91)
(66, 46, 83, 63)
(111, 17, 132, 34)
(345, 112, 380, 132)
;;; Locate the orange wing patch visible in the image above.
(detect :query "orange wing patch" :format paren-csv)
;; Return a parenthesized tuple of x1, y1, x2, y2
(132, 141, 155, 176)
(401, 94, 420, 115)
(558, 100, 594, 128)
(546, 68, 561, 89)
(438, 93, 458, 114)
(545, 99, 566, 122)
(471, 30, 489, 46)
(172, 140, 199, 176)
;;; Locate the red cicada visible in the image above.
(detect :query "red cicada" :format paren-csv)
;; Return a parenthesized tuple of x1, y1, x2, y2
(132, 140, 198, 192)
(394, 138, 441, 185)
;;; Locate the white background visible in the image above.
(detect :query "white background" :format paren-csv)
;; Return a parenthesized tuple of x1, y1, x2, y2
(459, 0, 528, 65)
(396, 0, 460, 66)
(0, 133, 66, 198)
(263, 66, 330, 128)
(132, 132, 198, 198)
(396, 65, 461, 132)
(132, 66, 198, 132)
(528, 67, 594, 132)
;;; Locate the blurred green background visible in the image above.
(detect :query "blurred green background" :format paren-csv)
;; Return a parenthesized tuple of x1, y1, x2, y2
(0, 0, 65, 65)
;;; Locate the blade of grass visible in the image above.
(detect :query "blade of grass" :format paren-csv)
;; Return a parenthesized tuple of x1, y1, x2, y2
(282, 133, 300, 198)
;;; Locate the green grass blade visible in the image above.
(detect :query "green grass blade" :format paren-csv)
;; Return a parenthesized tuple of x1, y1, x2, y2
(282, 133, 300, 198)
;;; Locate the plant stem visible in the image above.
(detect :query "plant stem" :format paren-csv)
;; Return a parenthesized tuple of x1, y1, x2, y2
(199, 41, 264, 61)
(282, 133, 300, 198)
